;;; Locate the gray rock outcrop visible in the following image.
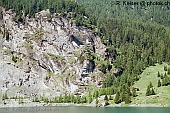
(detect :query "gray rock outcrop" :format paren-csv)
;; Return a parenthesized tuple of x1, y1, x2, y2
(0, 9, 106, 99)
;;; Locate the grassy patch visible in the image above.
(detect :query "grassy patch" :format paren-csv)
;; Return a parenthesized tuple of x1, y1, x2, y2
(24, 29, 43, 39)
(4, 49, 12, 53)
(132, 63, 170, 105)
(84, 84, 97, 89)
(24, 41, 33, 47)
(68, 57, 74, 63)
(61, 64, 69, 73)
(47, 53, 64, 62)
(48, 72, 64, 84)
(74, 50, 81, 55)
(78, 56, 85, 63)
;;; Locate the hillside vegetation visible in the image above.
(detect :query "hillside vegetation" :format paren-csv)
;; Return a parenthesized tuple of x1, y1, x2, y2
(133, 63, 170, 106)
(77, 0, 170, 27)
(0, 0, 170, 105)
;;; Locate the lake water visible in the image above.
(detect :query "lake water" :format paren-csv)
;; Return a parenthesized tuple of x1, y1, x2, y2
(0, 106, 170, 113)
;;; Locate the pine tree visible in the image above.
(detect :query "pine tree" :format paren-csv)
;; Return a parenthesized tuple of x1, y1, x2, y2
(96, 98, 99, 106)
(125, 93, 131, 104)
(164, 66, 168, 71)
(84, 97, 87, 103)
(168, 68, 170, 75)
(93, 90, 99, 99)
(67, 94, 71, 103)
(44, 97, 49, 103)
(63, 94, 67, 103)
(114, 92, 120, 104)
(109, 95, 112, 100)
(157, 79, 161, 87)
(15, 95, 17, 101)
(162, 78, 165, 86)
(110, 87, 115, 95)
(120, 91, 125, 102)
(54, 97, 58, 103)
(164, 72, 167, 78)
(81, 96, 87, 103)
(3, 93, 8, 100)
(157, 71, 160, 77)
(2, 94, 5, 101)
(73, 96, 77, 103)
(146, 85, 151, 96)
(19, 96, 24, 104)
(132, 87, 137, 97)
(104, 94, 108, 101)
(105, 100, 109, 106)
(88, 95, 92, 104)
(125, 84, 131, 96)
(12, 55, 17, 63)
(164, 74, 170, 86)
(99, 88, 105, 96)
(76, 95, 80, 104)
(161, 74, 164, 79)
(151, 88, 156, 95)
(149, 82, 153, 88)
(58, 95, 63, 103)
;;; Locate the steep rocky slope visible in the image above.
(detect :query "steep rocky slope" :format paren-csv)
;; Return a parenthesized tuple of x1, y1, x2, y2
(0, 9, 106, 99)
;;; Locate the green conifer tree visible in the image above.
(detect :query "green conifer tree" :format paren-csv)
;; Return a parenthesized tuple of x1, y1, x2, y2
(158, 80, 161, 87)
(59, 95, 63, 103)
(120, 91, 125, 102)
(164, 72, 167, 78)
(157, 79, 161, 87)
(164, 74, 170, 86)
(105, 100, 109, 106)
(88, 96, 92, 104)
(151, 88, 156, 95)
(96, 98, 99, 106)
(104, 94, 108, 101)
(114, 92, 120, 104)
(125, 93, 131, 104)
(109, 95, 112, 100)
(157, 71, 160, 77)
(2, 94, 5, 101)
(164, 66, 168, 71)
(94, 90, 99, 99)
(149, 82, 153, 88)
(161, 74, 164, 79)
(132, 87, 137, 97)
(76, 95, 80, 104)
(168, 68, 170, 75)
(146, 85, 151, 96)
(162, 79, 165, 86)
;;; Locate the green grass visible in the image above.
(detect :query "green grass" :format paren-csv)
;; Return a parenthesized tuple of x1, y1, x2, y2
(48, 72, 65, 86)
(47, 53, 64, 62)
(61, 64, 68, 72)
(74, 50, 81, 56)
(47, 72, 67, 93)
(132, 63, 170, 106)
(4, 49, 12, 53)
(24, 41, 33, 47)
(24, 29, 43, 39)
(68, 57, 75, 63)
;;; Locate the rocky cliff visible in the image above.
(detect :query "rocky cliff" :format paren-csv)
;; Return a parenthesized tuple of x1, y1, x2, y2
(0, 9, 106, 99)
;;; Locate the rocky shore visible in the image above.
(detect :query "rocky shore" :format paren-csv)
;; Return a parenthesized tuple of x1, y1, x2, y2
(0, 100, 168, 108)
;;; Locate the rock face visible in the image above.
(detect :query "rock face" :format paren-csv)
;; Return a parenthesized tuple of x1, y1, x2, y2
(0, 9, 106, 98)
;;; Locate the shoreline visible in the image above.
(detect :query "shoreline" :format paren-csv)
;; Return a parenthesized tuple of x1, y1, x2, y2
(0, 102, 169, 108)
